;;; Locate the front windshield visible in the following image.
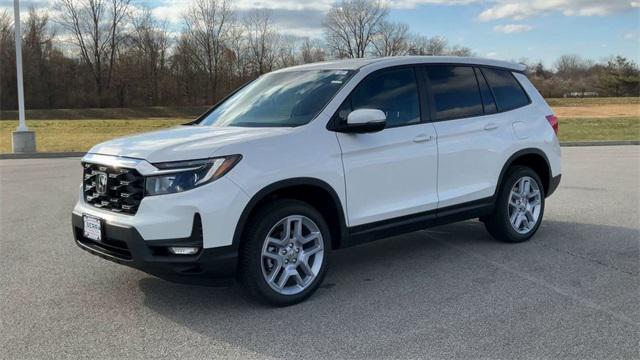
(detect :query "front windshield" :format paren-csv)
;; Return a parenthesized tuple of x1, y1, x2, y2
(197, 70, 354, 127)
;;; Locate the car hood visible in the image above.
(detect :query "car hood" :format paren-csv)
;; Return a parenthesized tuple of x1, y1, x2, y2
(87, 125, 292, 163)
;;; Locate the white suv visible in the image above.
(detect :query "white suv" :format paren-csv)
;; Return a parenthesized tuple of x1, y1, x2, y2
(72, 56, 561, 305)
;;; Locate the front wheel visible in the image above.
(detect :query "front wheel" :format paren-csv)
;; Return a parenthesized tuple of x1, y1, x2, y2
(484, 166, 545, 243)
(239, 199, 331, 306)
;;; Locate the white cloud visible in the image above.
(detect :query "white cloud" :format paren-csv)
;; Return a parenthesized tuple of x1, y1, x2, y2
(493, 23, 533, 33)
(478, 0, 635, 22)
(234, 0, 332, 11)
(384, 0, 480, 9)
(624, 31, 639, 40)
(150, 0, 192, 24)
(152, 6, 184, 24)
(148, 0, 478, 23)
(486, 51, 499, 58)
(572, 6, 611, 16)
(234, 0, 480, 11)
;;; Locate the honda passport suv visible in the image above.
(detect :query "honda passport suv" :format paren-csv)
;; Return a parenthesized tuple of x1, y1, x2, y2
(72, 57, 561, 306)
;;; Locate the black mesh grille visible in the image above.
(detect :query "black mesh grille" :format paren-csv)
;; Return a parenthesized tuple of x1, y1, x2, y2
(82, 162, 144, 215)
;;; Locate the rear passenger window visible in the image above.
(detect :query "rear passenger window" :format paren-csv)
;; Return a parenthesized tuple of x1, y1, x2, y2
(474, 67, 497, 114)
(349, 67, 421, 127)
(425, 66, 483, 120)
(481, 68, 530, 111)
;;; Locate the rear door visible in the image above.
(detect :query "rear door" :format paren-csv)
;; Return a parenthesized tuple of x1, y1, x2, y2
(335, 66, 439, 226)
(481, 67, 534, 141)
(422, 65, 510, 208)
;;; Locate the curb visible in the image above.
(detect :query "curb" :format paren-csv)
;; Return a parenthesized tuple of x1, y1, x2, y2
(560, 140, 639, 147)
(1, 141, 638, 160)
(0, 152, 86, 159)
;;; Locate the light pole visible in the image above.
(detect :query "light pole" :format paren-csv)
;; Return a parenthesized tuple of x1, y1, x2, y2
(11, 0, 36, 153)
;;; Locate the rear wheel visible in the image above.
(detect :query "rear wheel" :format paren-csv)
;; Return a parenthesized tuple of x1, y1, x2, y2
(239, 199, 331, 306)
(484, 166, 545, 243)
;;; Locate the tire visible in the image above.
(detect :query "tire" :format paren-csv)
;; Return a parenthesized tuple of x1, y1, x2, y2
(239, 199, 331, 306)
(483, 166, 545, 243)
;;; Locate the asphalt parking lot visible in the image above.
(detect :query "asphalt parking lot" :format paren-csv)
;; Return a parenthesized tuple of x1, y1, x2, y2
(1, 146, 638, 359)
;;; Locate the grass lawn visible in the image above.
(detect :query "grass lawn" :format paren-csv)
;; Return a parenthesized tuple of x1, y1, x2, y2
(1, 116, 638, 153)
(0, 119, 186, 153)
(558, 117, 639, 142)
(545, 97, 640, 107)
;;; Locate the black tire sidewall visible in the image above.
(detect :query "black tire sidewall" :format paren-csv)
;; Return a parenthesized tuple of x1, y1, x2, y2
(240, 199, 331, 306)
(494, 166, 546, 242)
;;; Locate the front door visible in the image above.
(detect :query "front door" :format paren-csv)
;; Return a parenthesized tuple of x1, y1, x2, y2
(335, 67, 439, 226)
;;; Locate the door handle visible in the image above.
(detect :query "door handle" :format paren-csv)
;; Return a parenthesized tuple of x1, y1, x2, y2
(413, 134, 433, 143)
(484, 123, 498, 131)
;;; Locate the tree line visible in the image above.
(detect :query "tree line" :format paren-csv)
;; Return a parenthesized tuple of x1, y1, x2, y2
(524, 55, 639, 98)
(0, 0, 638, 111)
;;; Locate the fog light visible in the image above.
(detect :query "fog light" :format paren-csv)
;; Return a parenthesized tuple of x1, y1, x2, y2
(168, 247, 200, 255)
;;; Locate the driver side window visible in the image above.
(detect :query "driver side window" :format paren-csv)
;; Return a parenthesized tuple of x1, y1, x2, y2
(336, 67, 421, 128)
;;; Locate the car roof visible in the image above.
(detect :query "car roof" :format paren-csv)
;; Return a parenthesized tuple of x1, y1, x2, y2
(274, 56, 526, 73)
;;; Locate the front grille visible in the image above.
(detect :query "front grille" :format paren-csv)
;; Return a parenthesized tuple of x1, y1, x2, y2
(82, 162, 144, 215)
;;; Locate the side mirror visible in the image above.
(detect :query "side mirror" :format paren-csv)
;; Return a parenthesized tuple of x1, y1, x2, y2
(344, 109, 386, 133)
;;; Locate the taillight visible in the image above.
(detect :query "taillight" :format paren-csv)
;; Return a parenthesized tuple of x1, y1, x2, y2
(546, 115, 559, 134)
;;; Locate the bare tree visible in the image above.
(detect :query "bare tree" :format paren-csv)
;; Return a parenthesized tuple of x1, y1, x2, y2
(244, 9, 279, 75)
(323, 0, 388, 58)
(0, 11, 12, 46)
(0, 11, 11, 44)
(130, 9, 169, 68)
(555, 54, 590, 78)
(371, 21, 408, 57)
(227, 22, 247, 79)
(22, 7, 58, 108)
(183, 0, 233, 102)
(127, 8, 170, 105)
(447, 45, 474, 57)
(300, 38, 326, 64)
(426, 36, 448, 56)
(407, 35, 447, 56)
(0, 10, 16, 109)
(54, 0, 131, 106)
(277, 34, 299, 68)
(23, 8, 55, 50)
(171, 34, 203, 105)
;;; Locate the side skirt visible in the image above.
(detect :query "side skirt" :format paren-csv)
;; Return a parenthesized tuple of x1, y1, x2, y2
(343, 197, 495, 248)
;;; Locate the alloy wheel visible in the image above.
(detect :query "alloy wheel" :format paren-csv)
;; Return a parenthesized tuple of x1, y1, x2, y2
(260, 215, 325, 295)
(507, 176, 542, 234)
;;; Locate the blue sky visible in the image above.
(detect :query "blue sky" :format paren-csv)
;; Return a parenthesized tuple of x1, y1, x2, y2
(3, 0, 639, 67)
(390, 2, 640, 65)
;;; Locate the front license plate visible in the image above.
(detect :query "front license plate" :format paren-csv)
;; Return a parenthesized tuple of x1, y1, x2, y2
(83, 215, 102, 241)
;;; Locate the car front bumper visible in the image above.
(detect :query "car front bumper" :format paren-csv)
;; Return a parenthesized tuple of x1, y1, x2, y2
(71, 212, 238, 285)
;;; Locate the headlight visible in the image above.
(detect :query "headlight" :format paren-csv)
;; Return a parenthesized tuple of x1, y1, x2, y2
(145, 155, 242, 196)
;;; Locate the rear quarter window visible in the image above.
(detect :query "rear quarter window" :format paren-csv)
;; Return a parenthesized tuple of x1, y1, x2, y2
(481, 68, 530, 112)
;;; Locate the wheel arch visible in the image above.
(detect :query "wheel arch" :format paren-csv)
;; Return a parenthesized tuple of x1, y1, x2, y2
(495, 148, 553, 198)
(232, 178, 348, 251)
